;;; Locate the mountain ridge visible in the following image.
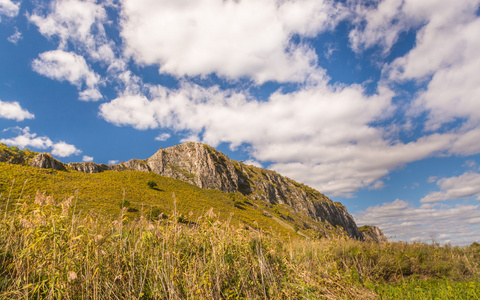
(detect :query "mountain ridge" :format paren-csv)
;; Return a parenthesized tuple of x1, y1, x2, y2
(1, 142, 385, 241)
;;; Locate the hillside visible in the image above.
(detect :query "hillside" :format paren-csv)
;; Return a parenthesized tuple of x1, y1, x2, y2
(0, 142, 383, 241)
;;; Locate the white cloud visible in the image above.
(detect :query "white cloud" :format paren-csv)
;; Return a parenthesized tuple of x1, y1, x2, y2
(0, 127, 81, 157)
(120, 0, 345, 83)
(350, 0, 480, 132)
(421, 171, 480, 203)
(7, 27, 22, 44)
(0, 127, 53, 149)
(392, 16, 480, 131)
(0, 0, 20, 19)
(51, 141, 81, 157)
(108, 160, 119, 165)
(244, 159, 263, 168)
(29, 0, 115, 63)
(32, 50, 102, 101)
(98, 0, 480, 197)
(0, 100, 34, 121)
(82, 155, 93, 162)
(155, 133, 170, 142)
(355, 199, 480, 246)
(100, 81, 474, 197)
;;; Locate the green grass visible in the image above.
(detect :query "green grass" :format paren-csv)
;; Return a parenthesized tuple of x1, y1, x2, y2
(371, 279, 480, 299)
(0, 198, 478, 299)
(0, 159, 479, 299)
(0, 162, 335, 239)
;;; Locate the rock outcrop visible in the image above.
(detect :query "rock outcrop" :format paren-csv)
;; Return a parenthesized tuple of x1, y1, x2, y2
(29, 153, 66, 171)
(27, 141, 369, 240)
(145, 142, 362, 239)
(67, 159, 150, 173)
(359, 225, 388, 243)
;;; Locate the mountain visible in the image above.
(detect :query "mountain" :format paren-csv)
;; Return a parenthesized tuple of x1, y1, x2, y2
(1, 142, 385, 241)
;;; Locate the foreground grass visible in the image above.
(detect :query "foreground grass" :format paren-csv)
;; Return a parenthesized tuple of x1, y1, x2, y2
(0, 195, 479, 299)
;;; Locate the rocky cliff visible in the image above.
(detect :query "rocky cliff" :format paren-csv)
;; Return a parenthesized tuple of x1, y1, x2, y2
(359, 225, 388, 243)
(145, 142, 363, 239)
(29, 153, 67, 171)
(25, 142, 370, 240)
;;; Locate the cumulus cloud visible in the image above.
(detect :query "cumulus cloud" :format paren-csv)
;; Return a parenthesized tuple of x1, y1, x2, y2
(244, 159, 263, 168)
(32, 50, 102, 101)
(108, 160, 119, 165)
(99, 80, 471, 196)
(350, 0, 480, 132)
(0, 100, 34, 121)
(0, 127, 53, 149)
(155, 133, 170, 142)
(7, 27, 22, 44)
(355, 199, 480, 246)
(391, 12, 480, 131)
(28, 0, 115, 63)
(0, 0, 20, 19)
(21, 0, 480, 200)
(0, 127, 81, 157)
(82, 155, 94, 162)
(421, 171, 480, 203)
(120, 0, 345, 83)
(51, 141, 81, 157)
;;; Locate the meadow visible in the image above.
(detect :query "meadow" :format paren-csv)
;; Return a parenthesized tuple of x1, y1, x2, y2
(0, 189, 479, 299)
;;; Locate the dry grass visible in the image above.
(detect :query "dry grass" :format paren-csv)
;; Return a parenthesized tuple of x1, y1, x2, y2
(0, 193, 381, 299)
(0, 191, 479, 299)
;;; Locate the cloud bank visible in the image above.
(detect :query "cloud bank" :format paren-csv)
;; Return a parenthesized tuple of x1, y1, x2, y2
(355, 199, 480, 246)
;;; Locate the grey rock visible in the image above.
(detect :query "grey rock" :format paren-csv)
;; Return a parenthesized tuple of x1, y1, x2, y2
(67, 162, 111, 173)
(29, 153, 66, 171)
(146, 142, 363, 239)
(26, 141, 366, 240)
(359, 225, 388, 243)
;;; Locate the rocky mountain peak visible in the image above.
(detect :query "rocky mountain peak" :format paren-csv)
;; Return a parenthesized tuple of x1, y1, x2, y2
(147, 142, 364, 239)
(21, 141, 381, 240)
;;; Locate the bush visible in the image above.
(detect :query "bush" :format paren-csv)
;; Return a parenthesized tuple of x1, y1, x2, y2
(147, 180, 158, 189)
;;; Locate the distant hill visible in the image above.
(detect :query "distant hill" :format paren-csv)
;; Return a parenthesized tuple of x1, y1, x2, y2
(0, 142, 385, 241)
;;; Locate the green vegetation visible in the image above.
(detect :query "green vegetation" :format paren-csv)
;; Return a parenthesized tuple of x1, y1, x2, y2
(0, 198, 478, 299)
(0, 162, 319, 239)
(0, 143, 37, 165)
(0, 160, 479, 299)
(147, 180, 158, 189)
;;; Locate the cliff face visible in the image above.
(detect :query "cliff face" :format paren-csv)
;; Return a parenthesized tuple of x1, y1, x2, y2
(146, 142, 362, 239)
(29, 153, 66, 171)
(359, 225, 388, 243)
(26, 142, 366, 239)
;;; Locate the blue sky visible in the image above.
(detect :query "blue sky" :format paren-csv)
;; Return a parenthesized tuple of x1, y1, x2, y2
(1, 0, 480, 245)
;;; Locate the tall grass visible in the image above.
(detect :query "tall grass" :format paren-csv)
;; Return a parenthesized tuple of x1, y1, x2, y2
(0, 192, 479, 299)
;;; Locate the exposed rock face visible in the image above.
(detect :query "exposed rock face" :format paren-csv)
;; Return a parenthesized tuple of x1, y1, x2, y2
(29, 153, 66, 171)
(359, 225, 388, 243)
(146, 142, 363, 239)
(27, 141, 364, 239)
(67, 159, 150, 173)
(67, 162, 111, 173)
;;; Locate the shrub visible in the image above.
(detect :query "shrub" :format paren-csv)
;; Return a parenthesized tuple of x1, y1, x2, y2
(147, 180, 158, 189)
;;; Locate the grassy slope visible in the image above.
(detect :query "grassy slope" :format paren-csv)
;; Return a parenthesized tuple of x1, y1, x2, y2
(0, 161, 329, 239)
(0, 199, 478, 299)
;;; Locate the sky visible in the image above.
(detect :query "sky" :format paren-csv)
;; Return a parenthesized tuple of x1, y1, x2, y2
(1, 0, 480, 246)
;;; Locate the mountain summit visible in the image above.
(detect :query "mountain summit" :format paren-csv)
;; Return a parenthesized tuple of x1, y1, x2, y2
(22, 142, 384, 241)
